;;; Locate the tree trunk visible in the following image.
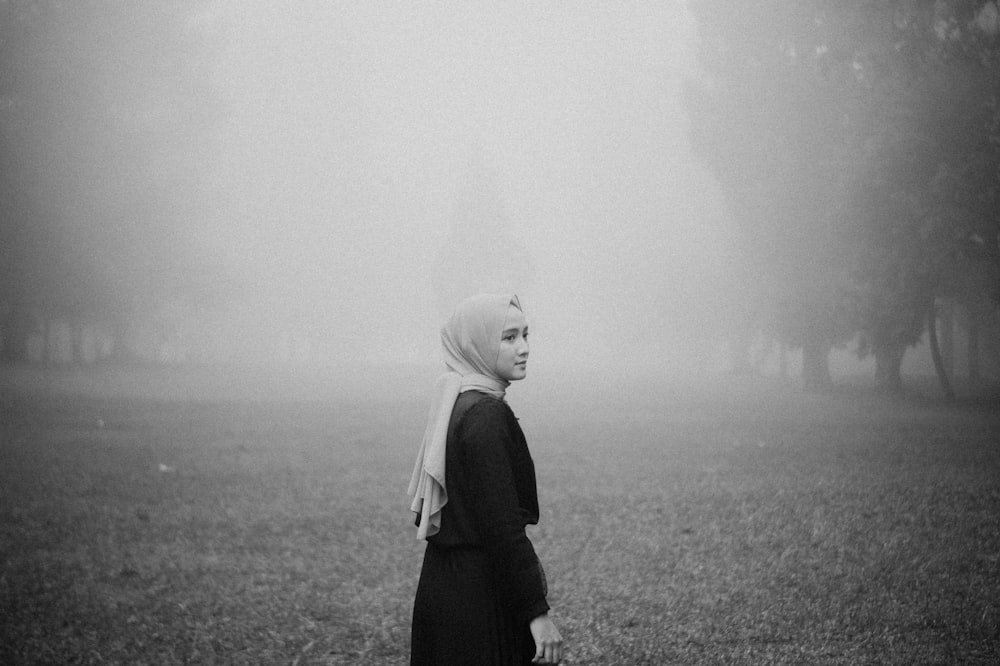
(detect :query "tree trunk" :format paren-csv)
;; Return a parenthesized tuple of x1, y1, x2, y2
(729, 328, 753, 375)
(71, 316, 84, 364)
(927, 300, 955, 400)
(802, 341, 831, 391)
(109, 312, 132, 363)
(0, 306, 29, 363)
(44, 317, 54, 364)
(939, 299, 954, 379)
(874, 343, 904, 393)
(968, 316, 981, 385)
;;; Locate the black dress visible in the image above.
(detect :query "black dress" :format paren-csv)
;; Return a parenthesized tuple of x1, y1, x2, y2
(410, 391, 550, 666)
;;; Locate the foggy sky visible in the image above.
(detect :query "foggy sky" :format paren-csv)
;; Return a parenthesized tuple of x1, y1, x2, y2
(11, 1, 735, 373)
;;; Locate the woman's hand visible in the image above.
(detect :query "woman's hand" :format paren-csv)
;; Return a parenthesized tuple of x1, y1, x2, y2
(529, 614, 563, 664)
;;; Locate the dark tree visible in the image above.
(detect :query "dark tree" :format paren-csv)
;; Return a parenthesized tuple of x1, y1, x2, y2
(840, 0, 1000, 394)
(0, 0, 229, 363)
(685, 0, 861, 390)
(686, 0, 1000, 394)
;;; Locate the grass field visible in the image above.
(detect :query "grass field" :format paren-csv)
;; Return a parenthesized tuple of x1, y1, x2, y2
(1, 366, 999, 664)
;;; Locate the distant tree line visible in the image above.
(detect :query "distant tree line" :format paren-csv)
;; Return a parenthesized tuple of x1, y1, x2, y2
(0, 0, 233, 364)
(685, 0, 1000, 395)
(0, 2, 537, 368)
(2, 1, 998, 396)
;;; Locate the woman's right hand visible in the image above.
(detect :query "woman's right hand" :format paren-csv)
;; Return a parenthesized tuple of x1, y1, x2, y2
(529, 614, 563, 664)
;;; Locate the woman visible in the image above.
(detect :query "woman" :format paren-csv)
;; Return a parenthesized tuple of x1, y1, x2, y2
(409, 294, 563, 665)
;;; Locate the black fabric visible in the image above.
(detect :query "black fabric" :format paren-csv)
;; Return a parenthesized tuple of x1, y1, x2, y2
(410, 391, 549, 665)
(411, 544, 534, 665)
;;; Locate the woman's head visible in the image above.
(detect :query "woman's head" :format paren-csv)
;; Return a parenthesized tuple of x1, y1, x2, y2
(441, 294, 529, 382)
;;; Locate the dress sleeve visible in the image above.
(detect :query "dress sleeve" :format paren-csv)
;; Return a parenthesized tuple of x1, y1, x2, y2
(457, 401, 550, 626)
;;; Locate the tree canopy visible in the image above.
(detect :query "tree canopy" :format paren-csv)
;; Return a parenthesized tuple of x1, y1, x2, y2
(0, 0, 230, 360)
(685, 0, 1000, 392)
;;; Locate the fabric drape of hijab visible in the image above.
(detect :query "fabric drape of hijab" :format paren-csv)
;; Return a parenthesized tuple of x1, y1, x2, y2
(408, 293, 522, 540)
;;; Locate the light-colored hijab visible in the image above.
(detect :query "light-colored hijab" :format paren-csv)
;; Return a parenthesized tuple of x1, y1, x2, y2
(408, 293, 523, 540)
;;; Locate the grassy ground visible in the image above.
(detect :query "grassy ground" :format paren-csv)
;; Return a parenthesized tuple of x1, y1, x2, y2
(1, 367, 998, 664)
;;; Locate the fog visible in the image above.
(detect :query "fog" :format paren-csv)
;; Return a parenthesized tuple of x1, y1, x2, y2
(4, 2, 739, 380)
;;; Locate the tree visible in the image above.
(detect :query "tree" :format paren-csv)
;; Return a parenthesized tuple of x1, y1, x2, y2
(0, 0, 229, 363)
(839, 0, 1000, 394)
(686, 0, 1000, 394)
(685, 0, 861, 390)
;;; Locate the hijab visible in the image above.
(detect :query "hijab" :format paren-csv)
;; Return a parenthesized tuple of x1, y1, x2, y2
(408, 293, 523, 540)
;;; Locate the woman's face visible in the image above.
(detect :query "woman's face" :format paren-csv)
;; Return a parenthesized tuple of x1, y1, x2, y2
(496, 304, 529, 381)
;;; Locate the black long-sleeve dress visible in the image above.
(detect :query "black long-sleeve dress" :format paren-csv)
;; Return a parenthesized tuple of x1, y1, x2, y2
(410, 390, 549, 665)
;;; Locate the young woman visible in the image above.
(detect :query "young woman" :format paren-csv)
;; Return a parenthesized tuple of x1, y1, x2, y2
(408, 294, 563, 665)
